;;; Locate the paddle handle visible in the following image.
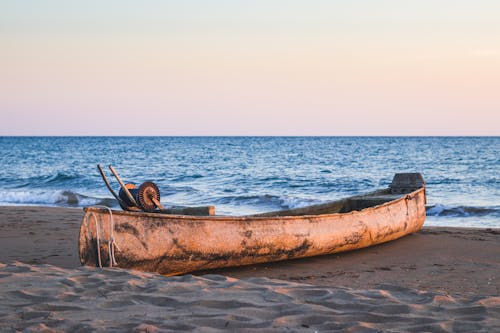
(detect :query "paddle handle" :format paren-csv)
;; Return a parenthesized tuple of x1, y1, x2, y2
(97, 164, 126, 207)
(108, 165, 139, 207)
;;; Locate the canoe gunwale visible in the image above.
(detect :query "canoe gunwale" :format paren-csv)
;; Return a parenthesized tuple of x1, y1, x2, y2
(82, 187, 424, 221)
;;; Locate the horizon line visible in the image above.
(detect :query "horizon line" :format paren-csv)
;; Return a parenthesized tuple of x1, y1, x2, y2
(1, 135, 499, 138)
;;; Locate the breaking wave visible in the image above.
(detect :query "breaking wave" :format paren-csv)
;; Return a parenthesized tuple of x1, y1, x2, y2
(0, 190, 118, 208)
(426, 204, 500, 218)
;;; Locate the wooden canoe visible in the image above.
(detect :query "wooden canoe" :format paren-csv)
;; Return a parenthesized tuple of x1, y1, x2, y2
(79, 174, 426, 275)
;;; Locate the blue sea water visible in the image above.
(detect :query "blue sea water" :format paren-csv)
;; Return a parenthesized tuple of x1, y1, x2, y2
(0, 137, 498, 227)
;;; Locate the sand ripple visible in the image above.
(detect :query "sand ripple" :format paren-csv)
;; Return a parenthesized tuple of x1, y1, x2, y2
(0, 262, 498, 332)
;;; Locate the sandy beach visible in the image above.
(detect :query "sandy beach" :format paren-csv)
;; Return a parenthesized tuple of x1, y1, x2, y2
(1, 206, 499, 332)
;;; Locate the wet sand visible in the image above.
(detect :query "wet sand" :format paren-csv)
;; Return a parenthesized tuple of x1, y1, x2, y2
(0, 206, 499, 332)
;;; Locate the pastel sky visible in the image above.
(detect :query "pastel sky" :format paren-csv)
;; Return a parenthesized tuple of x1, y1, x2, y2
(1, 1, 499, 135)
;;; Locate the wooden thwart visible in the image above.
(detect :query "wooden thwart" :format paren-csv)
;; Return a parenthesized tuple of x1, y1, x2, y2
(158, 206, 216, 216)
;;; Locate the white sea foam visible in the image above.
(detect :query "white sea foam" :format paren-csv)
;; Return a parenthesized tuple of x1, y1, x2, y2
(0, 190, 117, 207)
(427, 204, 448, 216)
(278, 195, 320, 209)
(426, 204, 499, 217)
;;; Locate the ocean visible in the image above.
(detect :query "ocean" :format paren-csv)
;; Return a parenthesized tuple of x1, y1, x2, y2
(0, 136, 498, 227)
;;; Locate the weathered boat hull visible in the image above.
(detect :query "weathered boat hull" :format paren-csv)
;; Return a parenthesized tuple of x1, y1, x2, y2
(79, 187, 426, 275)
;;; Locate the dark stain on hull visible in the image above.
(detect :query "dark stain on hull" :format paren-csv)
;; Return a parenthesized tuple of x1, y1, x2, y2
(114, 223, 149, 250)
(170, 238, 312, 262)
(115, 223, 140, 237)
(343, 221, 367, 245)
(114, 239, 313, 274)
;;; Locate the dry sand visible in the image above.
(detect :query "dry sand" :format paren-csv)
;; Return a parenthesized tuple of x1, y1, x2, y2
(0, 206, 499, 332)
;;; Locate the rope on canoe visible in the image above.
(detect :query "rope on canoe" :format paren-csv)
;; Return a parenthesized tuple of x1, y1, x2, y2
(85, 212, 102, 268)
(85, 205, 119, 268)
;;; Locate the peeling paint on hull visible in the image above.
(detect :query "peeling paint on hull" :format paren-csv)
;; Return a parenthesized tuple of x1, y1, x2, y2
(79, 188, 426, 275)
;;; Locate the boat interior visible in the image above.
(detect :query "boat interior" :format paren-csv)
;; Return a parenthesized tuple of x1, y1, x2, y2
(251, 173, 425, 217)
(99, 173, 424, 218)
(149, 188, 407, 217)
(249, 189, 405, 217)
